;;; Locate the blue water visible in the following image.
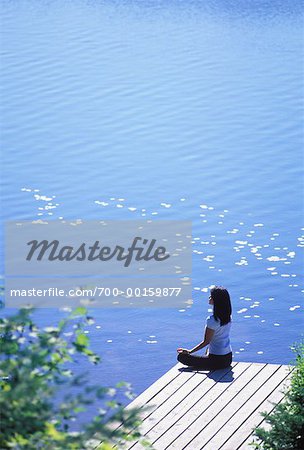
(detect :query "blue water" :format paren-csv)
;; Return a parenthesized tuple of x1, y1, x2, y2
(1, 0, 303, 417)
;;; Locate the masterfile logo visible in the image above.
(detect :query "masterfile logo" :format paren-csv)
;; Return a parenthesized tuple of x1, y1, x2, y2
(25, 237, 170, 267)
(6, 220, 191, 275)
(5, 220, 192, 308)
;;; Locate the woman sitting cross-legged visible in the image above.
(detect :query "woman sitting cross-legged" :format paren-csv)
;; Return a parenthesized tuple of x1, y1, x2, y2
(177, 286, 232, 370)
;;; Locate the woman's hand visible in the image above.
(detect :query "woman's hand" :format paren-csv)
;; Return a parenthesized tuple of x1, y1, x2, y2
(177, 348, 190, 354)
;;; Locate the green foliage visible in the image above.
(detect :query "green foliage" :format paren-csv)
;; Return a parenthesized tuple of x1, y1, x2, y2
(0, 307, 147, 449)
(251, 342, 304, 450)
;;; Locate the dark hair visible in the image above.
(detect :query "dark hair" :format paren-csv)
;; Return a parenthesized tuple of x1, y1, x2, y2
(210, 286, 232, 326)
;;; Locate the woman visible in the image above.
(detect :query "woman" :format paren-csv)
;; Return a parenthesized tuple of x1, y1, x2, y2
(177, 286, 232, 370)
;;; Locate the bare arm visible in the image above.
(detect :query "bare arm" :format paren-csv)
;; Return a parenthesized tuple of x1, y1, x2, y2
(177, 327, 214, 354)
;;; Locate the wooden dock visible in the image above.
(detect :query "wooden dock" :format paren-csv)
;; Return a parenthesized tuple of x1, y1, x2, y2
(121, 361, 293, 450)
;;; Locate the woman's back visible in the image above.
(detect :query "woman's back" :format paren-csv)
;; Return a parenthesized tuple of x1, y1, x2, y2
(206, 315, 232, 355)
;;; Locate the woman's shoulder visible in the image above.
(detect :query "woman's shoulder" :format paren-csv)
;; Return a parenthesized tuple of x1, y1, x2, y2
(206, 314, 216, 321)
(206, 314, 220, 329)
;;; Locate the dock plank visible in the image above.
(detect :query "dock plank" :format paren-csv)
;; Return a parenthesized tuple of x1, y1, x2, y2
(126, 363, 183, 411)
(150, 362, 251, 450)
(147, 364, 243, 446)
(104, 363, 184, 446)
(104, 362, 293, 450)
(169, 363, 269, 449)
(130, 362, 242, 450)
(220, 366, 293, 450)
(124, 366, 199, 450)
(189, 365, 289, 450)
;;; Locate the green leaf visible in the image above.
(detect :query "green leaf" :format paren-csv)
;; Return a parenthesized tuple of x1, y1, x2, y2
(75, 333, 89, 347)
(97, 443, 113, 450)
(70, 307, 87, 318)
(45, 422, 65, 441)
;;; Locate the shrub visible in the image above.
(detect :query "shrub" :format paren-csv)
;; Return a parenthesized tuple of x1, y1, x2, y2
(251, 342, 304, 450)
(0, 307, 148, 449)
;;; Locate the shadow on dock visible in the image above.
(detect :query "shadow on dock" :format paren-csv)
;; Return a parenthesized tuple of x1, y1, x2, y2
(178, 365, 235, 382)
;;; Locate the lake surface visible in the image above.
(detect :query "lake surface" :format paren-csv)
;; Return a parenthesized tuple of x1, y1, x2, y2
(1, 0, 303, 417)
